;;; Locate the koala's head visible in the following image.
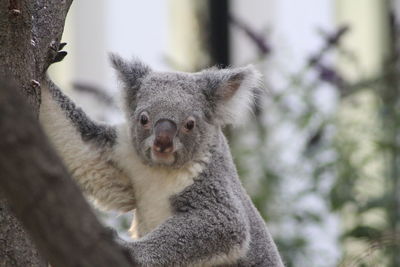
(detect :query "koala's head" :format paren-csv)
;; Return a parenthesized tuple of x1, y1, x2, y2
(111, 54, 261, 169)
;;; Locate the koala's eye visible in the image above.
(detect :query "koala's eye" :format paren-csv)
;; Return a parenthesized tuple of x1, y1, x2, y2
(183, 117, 195, 132)
(139, 112, 150, 126)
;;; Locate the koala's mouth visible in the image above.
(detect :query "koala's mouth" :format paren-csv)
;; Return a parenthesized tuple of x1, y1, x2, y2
(150, 148, 176, 166)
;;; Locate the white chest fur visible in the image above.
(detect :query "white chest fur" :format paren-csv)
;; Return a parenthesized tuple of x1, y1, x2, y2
(130, 164, 197, 238)
(115, 126, 205, 238)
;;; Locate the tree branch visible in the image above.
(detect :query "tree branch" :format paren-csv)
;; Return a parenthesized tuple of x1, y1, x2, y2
(0, 1, 137, 266)
(0, 80, 134, 267)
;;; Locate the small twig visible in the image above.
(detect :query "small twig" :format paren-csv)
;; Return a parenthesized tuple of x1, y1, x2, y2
(73, 82, 116, 107)
(308, 25, 350, 67)
(229, 15, 271, 56)
(339, 231, 400, 267)
(340, 68, 399, 98)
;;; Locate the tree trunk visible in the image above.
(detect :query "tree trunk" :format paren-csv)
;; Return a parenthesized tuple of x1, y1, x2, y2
(0, 1, 134, 266)
(0, 197, 45, 266)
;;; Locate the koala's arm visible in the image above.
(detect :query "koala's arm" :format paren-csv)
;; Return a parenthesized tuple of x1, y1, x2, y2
(123, 207, 249, 266)
(39, 79, 136, 212)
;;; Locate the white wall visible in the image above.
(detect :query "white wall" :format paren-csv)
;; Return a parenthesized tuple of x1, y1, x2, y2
(50, 0, 168, 94)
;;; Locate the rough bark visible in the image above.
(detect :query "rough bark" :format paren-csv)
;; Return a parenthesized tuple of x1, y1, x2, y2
(0, 1, 73, 265)
(0, 80, 134, 267)
(0, 198, 45, 267)
(0, 0, 73, 113)
(0, 1, 134, 266)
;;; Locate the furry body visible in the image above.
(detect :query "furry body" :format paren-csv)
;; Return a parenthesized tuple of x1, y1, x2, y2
(39, 56, 284, 266)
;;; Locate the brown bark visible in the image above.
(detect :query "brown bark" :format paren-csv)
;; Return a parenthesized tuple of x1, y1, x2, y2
(0, 0, 73, 113)
(0, 1, 134, 266)
(0, 80, 134, 267)
(0, 198, 45, 267)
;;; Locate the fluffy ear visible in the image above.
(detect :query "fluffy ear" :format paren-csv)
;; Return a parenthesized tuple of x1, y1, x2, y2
(110, 53, 151, 109)
(110, 53, 151, 91)
(201, 65, 262, 125)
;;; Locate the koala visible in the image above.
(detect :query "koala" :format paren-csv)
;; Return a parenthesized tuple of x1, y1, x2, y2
(39, 54, 284, 266)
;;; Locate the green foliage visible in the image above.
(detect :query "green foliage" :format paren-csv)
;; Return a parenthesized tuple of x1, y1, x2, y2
(344, 225, 382, 240)
(230, 18, 400, 266)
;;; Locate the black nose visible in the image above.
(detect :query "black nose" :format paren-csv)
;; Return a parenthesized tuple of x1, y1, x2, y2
(153, 119, 177, 153)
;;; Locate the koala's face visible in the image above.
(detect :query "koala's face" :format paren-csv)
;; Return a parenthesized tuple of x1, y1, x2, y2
(111, 54, 260, 168)
(129, 73, 213, 168)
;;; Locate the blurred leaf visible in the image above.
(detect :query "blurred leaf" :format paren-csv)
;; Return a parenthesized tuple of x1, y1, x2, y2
(294, 211, 322, 223)
(329, 177, 356, 210)
(358, 196, 389, 213)
(344, 225, 382, 240)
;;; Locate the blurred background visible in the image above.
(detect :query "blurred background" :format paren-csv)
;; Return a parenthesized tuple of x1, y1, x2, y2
(48, 0, 400, 266)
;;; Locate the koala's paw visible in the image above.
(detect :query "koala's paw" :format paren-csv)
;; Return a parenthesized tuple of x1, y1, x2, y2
(50, 42, 68, 63)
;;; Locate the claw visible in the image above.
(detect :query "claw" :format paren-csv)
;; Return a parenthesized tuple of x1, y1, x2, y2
(58, 42, 67, 51)
(52, 51, 68, 63)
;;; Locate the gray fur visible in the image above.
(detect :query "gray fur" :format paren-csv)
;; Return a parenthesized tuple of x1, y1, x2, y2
(41, 55, 283, 266)
(110, 53, 151, 111)
(40, 79, 136, 212)
(112, 57, 283, 266)
(47, 80, 117, 147)
(122, 134, 283, 266)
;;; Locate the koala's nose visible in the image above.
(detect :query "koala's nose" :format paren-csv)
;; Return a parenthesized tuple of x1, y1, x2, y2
(153, 119, 177, 153)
